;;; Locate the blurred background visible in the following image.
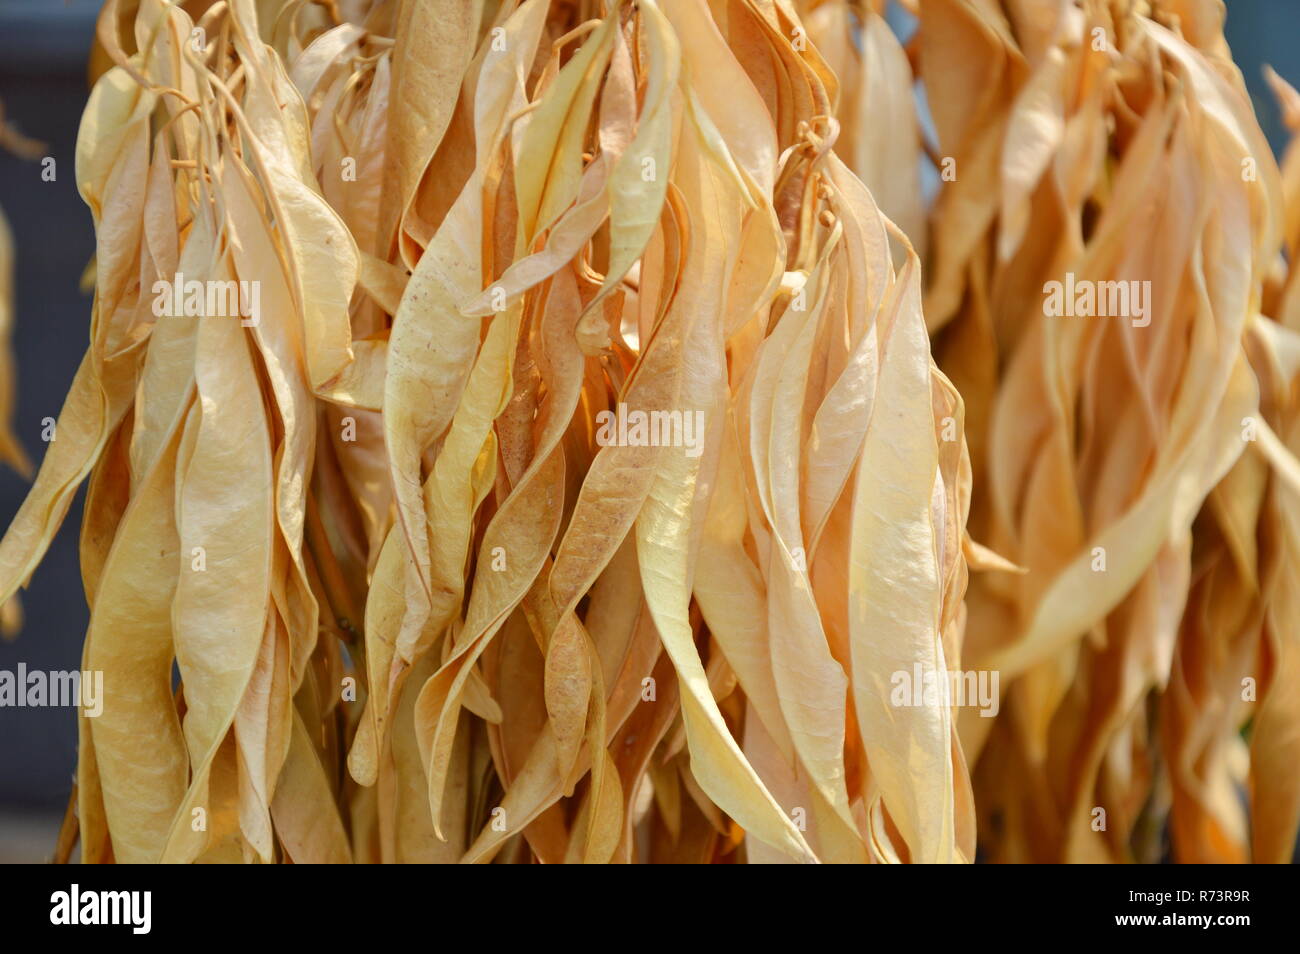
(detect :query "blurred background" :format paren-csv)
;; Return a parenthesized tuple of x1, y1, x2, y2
(0, 0, 1294, 862)
(0, 0, 102, 862)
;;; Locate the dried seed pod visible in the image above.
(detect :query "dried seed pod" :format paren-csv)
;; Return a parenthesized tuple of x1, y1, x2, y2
(906, 0, 1300, 862)
(13, 0, 1293, 866)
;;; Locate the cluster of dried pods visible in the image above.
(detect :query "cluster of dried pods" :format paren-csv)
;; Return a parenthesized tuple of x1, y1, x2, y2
(0, 0, 1295, 863)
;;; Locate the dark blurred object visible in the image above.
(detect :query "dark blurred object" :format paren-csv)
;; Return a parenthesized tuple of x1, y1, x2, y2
(1225, 0, 1300, 156)
(0, 0, 98, 814)
(0, 1, 101, 75)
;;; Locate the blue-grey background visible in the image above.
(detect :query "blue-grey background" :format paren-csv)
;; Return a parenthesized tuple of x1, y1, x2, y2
(0, 0, 1293, 858)
(0, 0, 102, 836)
